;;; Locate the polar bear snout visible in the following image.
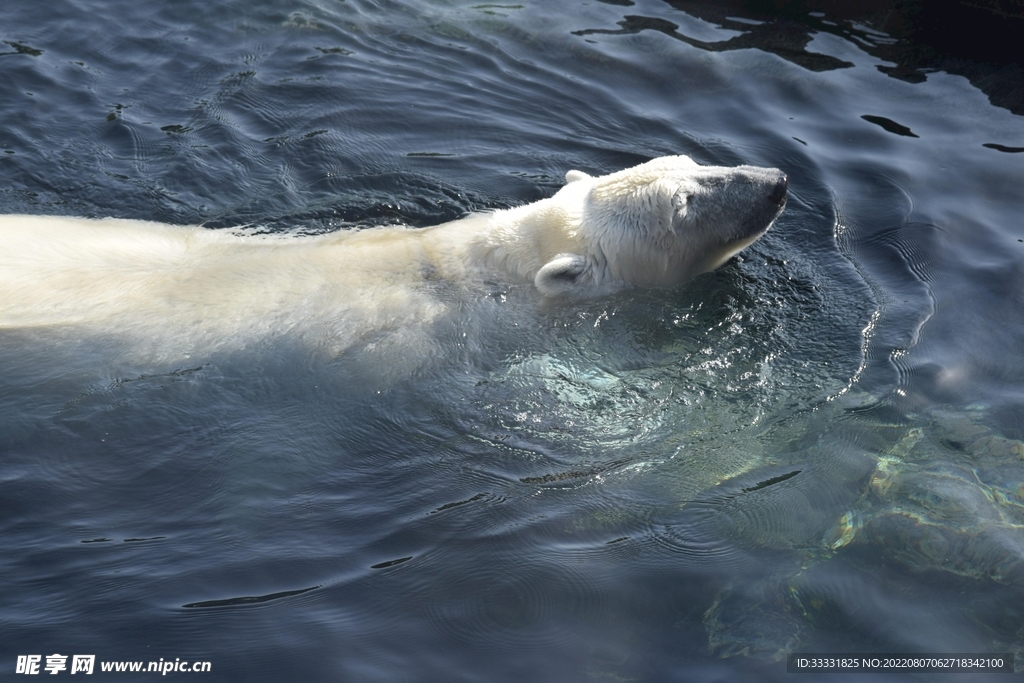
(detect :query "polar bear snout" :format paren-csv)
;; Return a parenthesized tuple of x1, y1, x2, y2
(687, 165, 788, 240)
(769, 173, 788, 208)
(738, 166, 789, 238)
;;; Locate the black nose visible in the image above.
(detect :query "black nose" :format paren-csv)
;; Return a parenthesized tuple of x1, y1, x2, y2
(770, 174, 788, 206)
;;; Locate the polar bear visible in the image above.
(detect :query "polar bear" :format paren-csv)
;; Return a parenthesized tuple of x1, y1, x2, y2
(0, 155, 786, 358)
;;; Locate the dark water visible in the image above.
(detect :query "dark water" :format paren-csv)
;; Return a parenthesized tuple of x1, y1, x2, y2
(3, 1, 1024, 681)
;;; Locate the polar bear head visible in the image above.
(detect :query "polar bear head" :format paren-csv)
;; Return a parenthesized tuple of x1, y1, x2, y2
(531, 155, 787, 296)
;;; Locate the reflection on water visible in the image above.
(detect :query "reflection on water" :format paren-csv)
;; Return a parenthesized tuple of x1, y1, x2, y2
(2, 0, 1024, 680)
(662, 0, 1024, 116)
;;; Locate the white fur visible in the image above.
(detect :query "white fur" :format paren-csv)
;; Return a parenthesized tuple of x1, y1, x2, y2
(0, 155, 786, 356)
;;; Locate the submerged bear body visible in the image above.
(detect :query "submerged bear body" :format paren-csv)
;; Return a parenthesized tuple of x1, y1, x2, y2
(0, 156, 786, 357)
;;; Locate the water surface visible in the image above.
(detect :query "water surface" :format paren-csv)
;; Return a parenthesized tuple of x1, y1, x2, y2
(3, 1, 1024, 681)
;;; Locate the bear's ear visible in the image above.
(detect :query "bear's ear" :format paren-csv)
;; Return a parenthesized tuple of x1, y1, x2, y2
(535, 253, 590, 297)
(565, 170, 592, 184)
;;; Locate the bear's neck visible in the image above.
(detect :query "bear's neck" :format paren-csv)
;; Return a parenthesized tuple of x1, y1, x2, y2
(429, 192, 586, 285)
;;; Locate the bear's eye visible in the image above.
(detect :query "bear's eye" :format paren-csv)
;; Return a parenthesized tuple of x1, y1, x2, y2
(672, 191, 690, 214)
(668, 191, 693, 232)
